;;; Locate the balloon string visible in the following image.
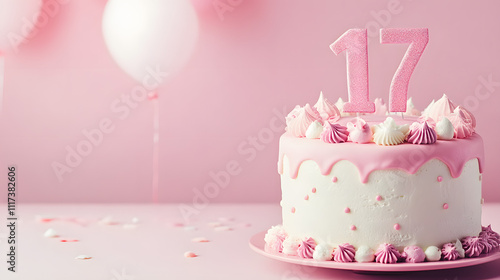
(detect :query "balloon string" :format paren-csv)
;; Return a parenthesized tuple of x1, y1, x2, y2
(152, 92, 160, 203)
(0, 52, 4, 113)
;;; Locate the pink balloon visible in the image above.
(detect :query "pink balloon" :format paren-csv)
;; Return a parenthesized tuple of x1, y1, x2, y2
(102, 0, 199, 87)
(0, 0, 42, 52)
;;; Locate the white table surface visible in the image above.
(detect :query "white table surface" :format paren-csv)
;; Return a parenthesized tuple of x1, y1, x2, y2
(0, 203, 499, 280)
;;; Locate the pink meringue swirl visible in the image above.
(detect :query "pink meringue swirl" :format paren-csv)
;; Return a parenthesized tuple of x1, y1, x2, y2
(441, 243, 460, 261)
(426, 93, 456, 122)
(461, 236, 486, 257)
(455, 105, 476, 128)
(320, 122, 349, 144)
(285, 104, 321, 137)
(406, 121, 437, 145)
(448, 108, 474, 139)
(297, 237, 316, 259)
(332, 243, 356, 263)
(375, 243, 401, 264)
(401, 246, 425, 263)
(374, 98, 387, 116)
(314, 92, 341, 122)
(346, 118, 372, 144)
(480, 225, 500, 252)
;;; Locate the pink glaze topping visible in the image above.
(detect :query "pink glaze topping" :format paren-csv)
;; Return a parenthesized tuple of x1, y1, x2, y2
(285, 104, 322, 137)
(406, 121, 437, 145)
(441, 243, 460, 261)
(297, 237, 316, 259)
(394, 223, 401, 230)
(332, 176, 338, 182)
(346, 118, 372, 144)
(443, 203, 449, 209)
(344, 207, 351, 213)
(448, 108, 475, 139)
(350, 225, 357, 231)
(332, 243, 356, 262)
(278, 116, 484, 183)
(314, 92, 341, 122)
(461, 236, 486, 257)
(320, 122, 349, 144)
(375, 243, 401, 264)
(401, 246, 425, 263)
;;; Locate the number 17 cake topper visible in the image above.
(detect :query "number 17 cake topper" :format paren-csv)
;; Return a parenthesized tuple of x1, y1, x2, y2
(330, 28, 429, 113)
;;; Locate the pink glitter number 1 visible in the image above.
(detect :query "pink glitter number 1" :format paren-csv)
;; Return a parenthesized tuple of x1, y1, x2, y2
(380, 28, 429, 112)
(330, 29, 375, 113)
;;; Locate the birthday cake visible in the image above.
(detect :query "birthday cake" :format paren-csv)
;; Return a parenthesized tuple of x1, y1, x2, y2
(264, 28, 499, 264)
(265, 93, 499, 263)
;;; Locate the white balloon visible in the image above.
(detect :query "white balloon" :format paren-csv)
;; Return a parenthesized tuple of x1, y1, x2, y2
(102, 0, 199, 86)
(0, 0, 43, 52)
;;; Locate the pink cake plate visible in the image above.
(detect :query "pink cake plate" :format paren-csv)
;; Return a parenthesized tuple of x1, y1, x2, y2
(249, 231, 500, 272)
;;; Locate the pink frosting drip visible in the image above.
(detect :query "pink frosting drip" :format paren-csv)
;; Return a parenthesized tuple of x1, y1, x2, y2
(401, 246, 425, 263)
(441, 243, 460, 261)
(314, 93, 341, 122)
(285, 104, 322, 137)
(278, 130, 484, 183)
(297, 237, 316, 259)
(448, 109, 474, 139)
(375, 243, 401, 264)
(347, 118, 372, 144)
(406, 121, 437, 145)
(332, 243, 356, 263)
(461, 236, 486, 257)
(320, 122, 349, 144)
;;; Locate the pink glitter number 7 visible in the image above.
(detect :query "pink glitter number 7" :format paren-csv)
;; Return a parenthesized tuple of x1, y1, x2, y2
(380, 28, 429, 112)
(330, 29, 375, 113)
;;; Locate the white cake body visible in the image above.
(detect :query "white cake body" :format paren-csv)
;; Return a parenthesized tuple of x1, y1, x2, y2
(281, 156, 482, 250)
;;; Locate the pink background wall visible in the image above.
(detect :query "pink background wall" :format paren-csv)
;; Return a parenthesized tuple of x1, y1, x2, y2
(1, 0, 499, 203)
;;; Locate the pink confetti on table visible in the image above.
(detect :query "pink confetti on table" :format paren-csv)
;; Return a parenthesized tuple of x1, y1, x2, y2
(344, 207, 351, 214)
(214, 226, 233, 231)
(332, 176, 338, 183)
(75, 255, 92, 260)
(184, 251, 197, 258)
(60, 239, 79, 243)
(376, 195, 383, 201)
(311, 188, 316, 193)
(191, 237, 210, 243)
(291, 207, 296, 214)
(437, 176, 443, 182)
(380, 28, 429, 112)
(304, 195, 309, 200)
(394, 223, 401, 230)
(350, 225, 357, 231)
(443, 203, 449, 210)
(330, 29, 375, 113)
